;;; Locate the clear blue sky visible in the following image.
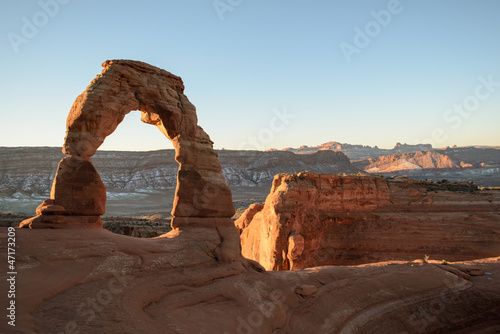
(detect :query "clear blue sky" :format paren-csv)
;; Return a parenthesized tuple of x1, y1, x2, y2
(1, 0, 499, 151)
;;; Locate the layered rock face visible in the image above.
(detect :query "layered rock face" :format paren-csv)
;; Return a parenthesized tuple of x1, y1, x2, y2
(351, 147, 500, 186)
(236, 172, 500, 270)
(3, 146, 500, 212)
(354, 150, 459, 173)
(20, 60, 234, 232)
(0, 148, 356, 199)
(276, 141, 435, 160)
(220, 149, 355, 186)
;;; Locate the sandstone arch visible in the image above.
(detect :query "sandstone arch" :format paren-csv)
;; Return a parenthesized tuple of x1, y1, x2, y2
(21, 59, 235, 229)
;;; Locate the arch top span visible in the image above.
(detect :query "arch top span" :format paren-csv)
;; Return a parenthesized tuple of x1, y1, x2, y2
(21, 59, 235, 230)
(64, 59, 195, 158)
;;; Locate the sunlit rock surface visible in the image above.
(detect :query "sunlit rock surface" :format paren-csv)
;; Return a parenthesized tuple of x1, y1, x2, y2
(236, 172, 500, 270)
(1, 228, 498, 334)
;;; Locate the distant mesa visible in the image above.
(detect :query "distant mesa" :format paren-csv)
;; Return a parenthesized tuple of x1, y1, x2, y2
(354, 150, 458, 174)
(393, 142, 433, 152)
(270, 141, 434, 160)
(354, 146, 500, 176)
(0, 148, 359, 206)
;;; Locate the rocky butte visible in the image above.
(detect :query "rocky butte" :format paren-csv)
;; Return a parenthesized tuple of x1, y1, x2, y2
(1, 60, 499, 333)
(236, 172, 500, 270)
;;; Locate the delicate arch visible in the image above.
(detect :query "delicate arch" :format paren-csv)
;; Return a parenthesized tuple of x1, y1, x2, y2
(22, 60, 234, 229)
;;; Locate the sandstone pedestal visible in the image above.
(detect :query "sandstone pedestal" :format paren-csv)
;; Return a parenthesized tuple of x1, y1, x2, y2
(50, 156, 106, 215)
(20, 156, 106, 229)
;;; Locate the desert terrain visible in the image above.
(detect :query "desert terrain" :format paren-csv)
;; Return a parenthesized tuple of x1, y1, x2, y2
(3, 0, 500, 331)
(1, 227, 499, 334)
(1, 143, 499, 218)
(1, 59, 499, 333)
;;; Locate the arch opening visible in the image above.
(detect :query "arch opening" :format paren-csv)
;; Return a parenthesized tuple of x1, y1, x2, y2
(20, 59, 235, 229)
(94, 110, 177, 220)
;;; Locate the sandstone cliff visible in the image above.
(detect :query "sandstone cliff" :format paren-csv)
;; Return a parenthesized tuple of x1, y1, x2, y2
(236, 172, 500, 271)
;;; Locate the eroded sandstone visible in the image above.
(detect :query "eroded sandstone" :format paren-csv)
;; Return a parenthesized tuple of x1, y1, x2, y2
(20, 60, 235, 231)
(236, 172, 500, 270)
(50, 156, 107, 216)
(1, 228, 498, 334)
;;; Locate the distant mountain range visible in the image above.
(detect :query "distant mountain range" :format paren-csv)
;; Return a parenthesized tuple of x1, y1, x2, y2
(353, 147, 500, 173)
(269, 141, 500, 162)
(1, 142, 499, 215)
(0, 147, 356, 198)
(268, 141, 434, 160)
(269, 141, 500, 185)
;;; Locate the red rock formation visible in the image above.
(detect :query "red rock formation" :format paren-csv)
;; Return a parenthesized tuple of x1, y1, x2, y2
(50, 157, 107, 216)
(2, 227, 499, 333)
(20, 60, 234, 231)
(236, 172, 500, 270)
(355, 150, 458, 173)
